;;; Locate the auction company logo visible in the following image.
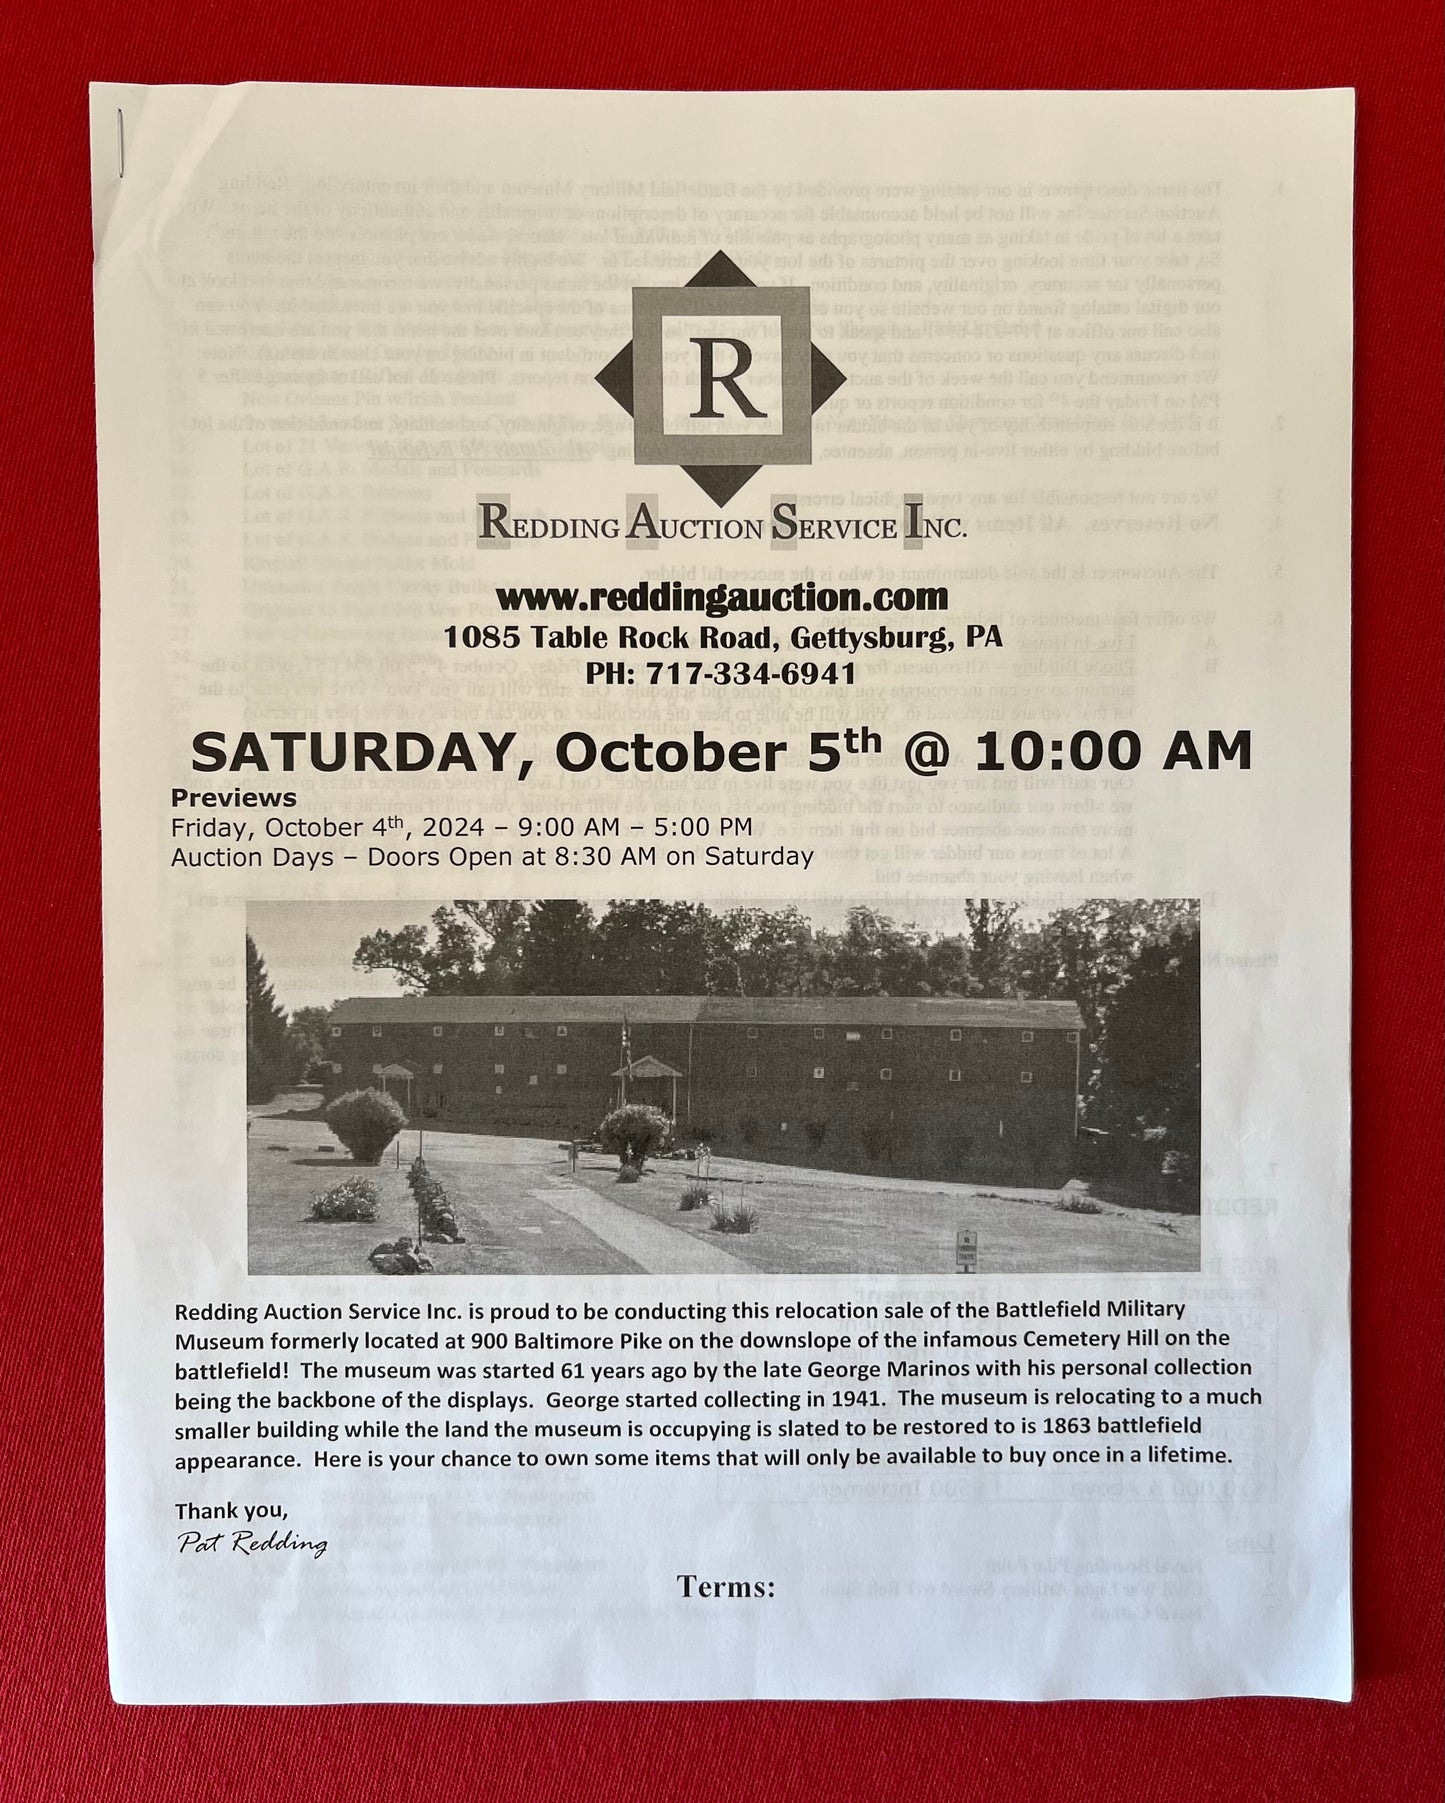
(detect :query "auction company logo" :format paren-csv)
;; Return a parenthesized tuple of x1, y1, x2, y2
(596, 251, 847, 507)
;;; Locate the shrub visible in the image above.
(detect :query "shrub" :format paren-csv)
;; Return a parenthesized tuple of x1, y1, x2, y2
(616, 1165, 641, 1184)
(368, 1235, 434, 1275)
(1057, 1195, 1103, 1215)
(406, 1157, 465, 1244)
(859, 1124, 894, 1162)
(246, 1046, 279, 1105)
(679, 1183, 711, 1211)
(325, 1088, 406, 1164)
(711, 1201, 759, 1235)
(598, 1103, 672, 1172)
(309, 1175, 381, 1223)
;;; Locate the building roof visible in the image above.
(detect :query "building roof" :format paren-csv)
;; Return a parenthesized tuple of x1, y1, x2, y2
(613, 1056, 685, 1079)
(329, 994, 1083, 1031)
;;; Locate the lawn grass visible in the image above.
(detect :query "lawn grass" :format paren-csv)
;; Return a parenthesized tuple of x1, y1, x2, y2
(247, 1096, 642, 1276)
(568, 1151, 1200, 1276)
(247, 1110, 417, 1277)
(247, 1095, 1199, 1278)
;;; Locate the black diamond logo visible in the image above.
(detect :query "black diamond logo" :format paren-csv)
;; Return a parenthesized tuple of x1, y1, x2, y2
(597, 252, 846, 507)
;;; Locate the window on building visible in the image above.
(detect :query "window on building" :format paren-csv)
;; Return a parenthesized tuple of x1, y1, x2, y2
(525, 1027, 537, 1040)
(747, 1027, 759, 1039)
(1067, 1031, 1080, 1043)
(813, 1067, 825, 1080)
(880, 1068, 893, 1081)
(948, 1068, 961, 1082)
(432, 1063, 443, 1075)
(371, 1026, 382, 1038)
(1020, 1071, 1033, 1085)
(495, 1084, 502, 1095)
(813, 1028, 825, 1040)
(494, 1063, 504, 1075)
(846, 1031, 861, 1042)
(949, 1029, 962, 1042)
(556, 1064, 567, 1076)
(330, 1027, 342, 1039)
(433, 1026, 444, 1038)
(846, 1080, 859, 1092)
(745, 1063, 758, 1078)
(557, 1026, 567, 1037)
(493, 1025, 505, 1037)
(881, 1028, 893, 1041)
(528, 1075, 538, 1086)
(1021, 1031, 1034, 1043)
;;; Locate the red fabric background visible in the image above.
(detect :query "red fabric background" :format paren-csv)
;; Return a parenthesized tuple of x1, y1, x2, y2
(0, 5, 1439, 1797)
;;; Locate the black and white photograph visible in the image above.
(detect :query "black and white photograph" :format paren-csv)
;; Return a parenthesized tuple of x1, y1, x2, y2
(247, 897, 1202, 1277)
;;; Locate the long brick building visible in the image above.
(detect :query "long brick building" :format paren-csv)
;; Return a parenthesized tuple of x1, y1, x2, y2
(324, 994, 1084, 1185)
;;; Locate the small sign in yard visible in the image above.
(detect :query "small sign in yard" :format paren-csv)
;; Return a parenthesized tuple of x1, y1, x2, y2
(955, 1228, 978, 1274)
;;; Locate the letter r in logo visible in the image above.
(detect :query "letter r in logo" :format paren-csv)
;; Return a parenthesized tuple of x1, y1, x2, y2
(659, 313, 783, 434)
(690, 337, 766, 419)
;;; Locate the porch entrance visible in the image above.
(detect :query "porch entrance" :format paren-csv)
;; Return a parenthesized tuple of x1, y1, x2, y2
(611, 1054, 684, 1120)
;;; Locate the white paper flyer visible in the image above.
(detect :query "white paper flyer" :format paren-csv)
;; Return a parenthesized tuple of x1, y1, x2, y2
(93, 83, 1354, 1702)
